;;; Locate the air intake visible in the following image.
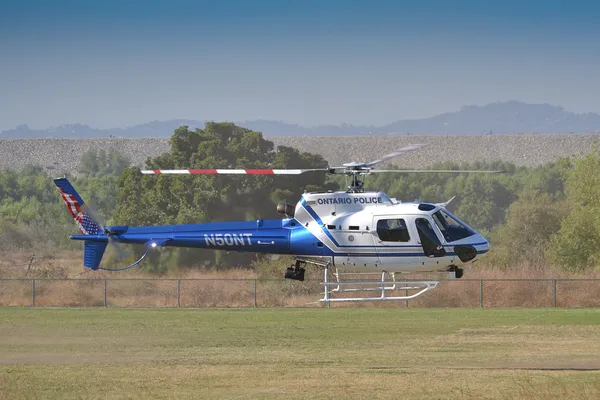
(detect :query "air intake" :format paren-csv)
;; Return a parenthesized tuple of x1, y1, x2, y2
(277, 202, 295, 217)
(418, 203, 436, 211)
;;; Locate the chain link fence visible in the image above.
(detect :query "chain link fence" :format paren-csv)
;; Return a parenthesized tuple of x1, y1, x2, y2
(1, 278, 600, 308)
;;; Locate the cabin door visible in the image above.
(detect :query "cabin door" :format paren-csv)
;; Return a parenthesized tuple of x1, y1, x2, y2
(372, 215, 420, 271)
(331, 220, 381, 271)
(415, 217, 449, 270)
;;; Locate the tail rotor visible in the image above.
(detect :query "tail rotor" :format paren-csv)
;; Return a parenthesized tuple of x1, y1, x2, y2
(81, 202, 131, 264)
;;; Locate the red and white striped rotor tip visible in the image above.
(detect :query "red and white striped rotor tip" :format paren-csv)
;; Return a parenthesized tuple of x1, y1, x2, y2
(140, 169, 327, 175)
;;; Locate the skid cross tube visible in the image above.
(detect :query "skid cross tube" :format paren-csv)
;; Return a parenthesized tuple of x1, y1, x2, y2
(332, 270, 402, 293)
(320, 267, 439, 302)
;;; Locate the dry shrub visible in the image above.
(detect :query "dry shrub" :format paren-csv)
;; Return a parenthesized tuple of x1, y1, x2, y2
(470, 261, 600, 308)
(0, 250, 81, 278)
(556, 280, 600, 307)
(34, 279, 105, 307)
(480, 280, 554, 307)
(181, 279, 254, 307)
(3, 251, 600, 308)
(409, 279, 482, 308)
(255, 279, 323, 307)
(106, 279, 178, 307)
(319, 263, 600, 308)
(0, 279, 32, 306)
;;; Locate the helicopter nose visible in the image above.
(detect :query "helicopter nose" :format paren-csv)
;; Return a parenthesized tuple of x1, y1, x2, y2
(451, 235, 489, 263)
(475, 236, 490, 256)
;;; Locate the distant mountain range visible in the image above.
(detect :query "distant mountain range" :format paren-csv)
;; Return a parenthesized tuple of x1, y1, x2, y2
(3, 101, 600, 138)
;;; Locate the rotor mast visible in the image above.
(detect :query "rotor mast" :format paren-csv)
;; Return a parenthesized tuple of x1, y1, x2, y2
(348, 172, 364, 193)
(338, 165, 369, 193)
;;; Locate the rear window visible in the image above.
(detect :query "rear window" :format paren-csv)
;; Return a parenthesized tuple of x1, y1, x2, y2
(376, 219, 410, 242)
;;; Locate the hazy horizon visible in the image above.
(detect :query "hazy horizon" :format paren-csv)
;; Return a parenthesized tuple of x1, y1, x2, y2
(2, 100, 598, 132)
(2, 0, 600, 131)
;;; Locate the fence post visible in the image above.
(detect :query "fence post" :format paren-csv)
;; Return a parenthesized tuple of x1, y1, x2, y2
(405, 289, 408, 308)
(104, 279, 107, 308)
(32, 279, 36, 307)
(553, 279, 557, 307)
(253, 279, 257, 308)
(177, 279, 181, 307)
(479, 279, 484, 308)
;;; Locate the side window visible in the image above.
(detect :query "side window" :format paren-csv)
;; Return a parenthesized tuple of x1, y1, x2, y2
(376, 219, 410, 242)
(416, 218, 446, 257)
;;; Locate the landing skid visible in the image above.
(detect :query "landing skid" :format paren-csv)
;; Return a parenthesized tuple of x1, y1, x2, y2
(285, 258, 440, 303)
(320, 267, 438, 303)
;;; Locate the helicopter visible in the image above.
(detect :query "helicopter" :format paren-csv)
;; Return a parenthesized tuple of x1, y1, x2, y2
(54, 143, 502, 303)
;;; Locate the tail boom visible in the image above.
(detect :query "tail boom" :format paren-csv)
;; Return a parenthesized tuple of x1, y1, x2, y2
(72, 220, 295, 254)
(70, 218, 329, 258)
(54, 177, 327, 270)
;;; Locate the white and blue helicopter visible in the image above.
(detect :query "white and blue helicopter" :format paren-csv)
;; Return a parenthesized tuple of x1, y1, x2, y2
(55, 144, 501, 303)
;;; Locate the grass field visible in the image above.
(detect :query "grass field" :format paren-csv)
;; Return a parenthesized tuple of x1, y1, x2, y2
(1, 308, 600, 399)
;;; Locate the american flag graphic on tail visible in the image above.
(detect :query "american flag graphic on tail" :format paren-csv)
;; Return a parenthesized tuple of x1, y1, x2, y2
(54, 178, 101, 235)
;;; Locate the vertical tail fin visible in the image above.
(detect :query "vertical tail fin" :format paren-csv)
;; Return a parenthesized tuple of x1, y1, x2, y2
(54, 177, 102, 235)
(54, 177, 106, 270)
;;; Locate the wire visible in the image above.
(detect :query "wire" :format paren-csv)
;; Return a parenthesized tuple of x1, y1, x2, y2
(67, 269, 95, 279)
(96, 250, 149, 272)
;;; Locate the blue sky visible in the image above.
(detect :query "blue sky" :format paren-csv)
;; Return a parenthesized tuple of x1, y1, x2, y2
(1, 0, 599, 130)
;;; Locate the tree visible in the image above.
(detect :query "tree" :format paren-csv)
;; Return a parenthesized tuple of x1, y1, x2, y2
(79, 148, 131, 176)
(0, 150, 130, 252)
(547, 145, 600, 272)
(112, 123, 334, 271)
(485, 192, 568, 270)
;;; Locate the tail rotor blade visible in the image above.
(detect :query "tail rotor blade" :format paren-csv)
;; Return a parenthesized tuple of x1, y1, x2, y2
(107, 236, 130, 263)
(81, 203, 106, 231)
(81, 203, 130, 263)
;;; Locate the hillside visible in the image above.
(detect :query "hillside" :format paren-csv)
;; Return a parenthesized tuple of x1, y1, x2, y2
(3, 102, 600, 138)
(1, 134, 598, 174)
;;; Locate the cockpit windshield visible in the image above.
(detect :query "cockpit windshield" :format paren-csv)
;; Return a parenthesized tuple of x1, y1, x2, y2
(432, 209, 476, 242)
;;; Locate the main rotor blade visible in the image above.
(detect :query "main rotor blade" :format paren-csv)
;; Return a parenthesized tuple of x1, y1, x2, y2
(369, 169, 506, 174)
(365, 144, 427, 167)
(141, 169, 329, 175)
